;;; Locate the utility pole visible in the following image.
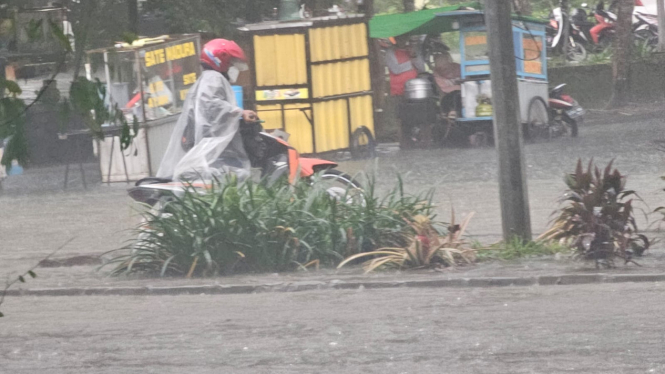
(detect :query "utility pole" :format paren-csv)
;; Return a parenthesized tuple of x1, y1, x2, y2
(484, 0, 532, 241)
(658, 0, 665, 52)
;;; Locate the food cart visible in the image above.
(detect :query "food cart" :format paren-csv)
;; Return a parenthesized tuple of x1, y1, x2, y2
(370, 3, 551, 146)
(85, 34, 202, 182)
(238, 15, 376, 157)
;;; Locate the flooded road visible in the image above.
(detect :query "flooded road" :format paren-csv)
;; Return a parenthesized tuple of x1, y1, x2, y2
(3, 283, 665, 374)
(339, 118, 665, 241)
(1, 118, 664, 273)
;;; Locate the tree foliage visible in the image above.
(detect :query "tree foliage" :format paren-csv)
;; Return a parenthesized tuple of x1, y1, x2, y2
(142, 0, 280, 36)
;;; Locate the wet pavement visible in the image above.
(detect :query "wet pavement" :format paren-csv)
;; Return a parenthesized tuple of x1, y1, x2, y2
(2, 283, 665, 373)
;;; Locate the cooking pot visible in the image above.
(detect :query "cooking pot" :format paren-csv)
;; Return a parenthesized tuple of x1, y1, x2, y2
(404, 78, 434, 100)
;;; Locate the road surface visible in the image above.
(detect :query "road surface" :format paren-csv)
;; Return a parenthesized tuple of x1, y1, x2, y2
(2, 282, 665, 373)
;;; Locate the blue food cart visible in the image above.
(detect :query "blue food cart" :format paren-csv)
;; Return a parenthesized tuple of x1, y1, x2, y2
(370, 3, 553, 146)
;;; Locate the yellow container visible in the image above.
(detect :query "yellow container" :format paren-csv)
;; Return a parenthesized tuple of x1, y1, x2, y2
(241, 17, 374, 154)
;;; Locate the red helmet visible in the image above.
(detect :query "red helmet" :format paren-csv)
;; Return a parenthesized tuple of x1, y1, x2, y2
(200, 39, 247, 73)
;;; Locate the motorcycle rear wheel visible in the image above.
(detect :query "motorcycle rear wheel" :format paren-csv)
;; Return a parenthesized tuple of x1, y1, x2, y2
(525, 97, 551, 141)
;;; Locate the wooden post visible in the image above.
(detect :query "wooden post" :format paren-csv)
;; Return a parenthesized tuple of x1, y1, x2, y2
(484, 0, 532, 241)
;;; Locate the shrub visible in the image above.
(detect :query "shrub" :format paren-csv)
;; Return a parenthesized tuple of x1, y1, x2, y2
(104, 174, 440, 277)
(539, 159, 649, 268)
(337, 211, 476, 273)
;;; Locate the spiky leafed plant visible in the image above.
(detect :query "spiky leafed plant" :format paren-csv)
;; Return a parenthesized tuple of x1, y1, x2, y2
(539, 159, 649, 268)
(337, 211, 476, 273)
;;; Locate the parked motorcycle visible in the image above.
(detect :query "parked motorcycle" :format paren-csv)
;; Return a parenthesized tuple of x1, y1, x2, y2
(525, 83, 584, 140)
(548, 7, 589, 62)
(586, 0, 654, 51)
(128, 120, 362, 208)
(548, 83, 584, 138)
(633, 9, 659, 49)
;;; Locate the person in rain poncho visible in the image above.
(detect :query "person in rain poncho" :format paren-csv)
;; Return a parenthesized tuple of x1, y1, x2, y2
(157, 39, 258, 181)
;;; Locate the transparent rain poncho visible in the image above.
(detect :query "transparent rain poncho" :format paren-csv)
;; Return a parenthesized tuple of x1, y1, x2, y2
(156, 70, 250, 181)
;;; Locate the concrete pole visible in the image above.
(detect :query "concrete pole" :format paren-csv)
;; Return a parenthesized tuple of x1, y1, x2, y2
(484, 0, 532, 241)
(658, 0, 665, 52)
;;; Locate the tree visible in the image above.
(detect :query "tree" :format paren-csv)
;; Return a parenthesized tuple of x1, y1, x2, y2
(68, 0, 99, 79)
(142, 0, 279, 36)
(608, 0, 635, 108)
(402, 0, 415, 12)
(513, 0, 532, 15)
(128, 0, 139, 35)
(559, 0, 570, 61)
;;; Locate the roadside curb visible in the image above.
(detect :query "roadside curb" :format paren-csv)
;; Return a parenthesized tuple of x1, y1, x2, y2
(5, 273, 665, 297)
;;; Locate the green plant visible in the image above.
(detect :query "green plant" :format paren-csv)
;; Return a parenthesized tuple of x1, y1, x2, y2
(25, 19, 43, 42)
(104, 174, 439, 277)
(0, 95, 28, 170)
(632, 38, 657, 62)
(539, 159, 649, 268)
(62, 77, 138, 150)
(585, 48, 613, 65)
(476, 237, 570, 261)
(337, 211, 476, 272)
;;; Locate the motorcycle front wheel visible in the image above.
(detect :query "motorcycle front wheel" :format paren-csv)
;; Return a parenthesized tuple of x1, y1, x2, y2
(564, 118, 579, 137)
(317, 169, 364, 205)
(566, 42, 587, 62)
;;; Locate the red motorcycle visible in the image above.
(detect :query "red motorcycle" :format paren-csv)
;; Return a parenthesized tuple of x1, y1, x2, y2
(128, 121, 363, 209)
(548, 84, 584, 138)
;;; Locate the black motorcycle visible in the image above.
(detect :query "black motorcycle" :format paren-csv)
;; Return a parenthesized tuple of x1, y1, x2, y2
(547, 7, 589, 62)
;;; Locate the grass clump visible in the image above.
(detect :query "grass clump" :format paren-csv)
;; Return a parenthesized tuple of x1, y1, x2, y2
(475, 237, 571, 261)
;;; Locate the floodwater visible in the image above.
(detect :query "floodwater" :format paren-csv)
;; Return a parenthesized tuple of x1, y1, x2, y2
(338, 117, 665, 241)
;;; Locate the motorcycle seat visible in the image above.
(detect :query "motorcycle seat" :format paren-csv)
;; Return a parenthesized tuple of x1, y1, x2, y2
(135, 177, 173, 186)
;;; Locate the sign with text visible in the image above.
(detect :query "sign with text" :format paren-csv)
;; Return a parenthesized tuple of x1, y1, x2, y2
(139, 36, 201, 119)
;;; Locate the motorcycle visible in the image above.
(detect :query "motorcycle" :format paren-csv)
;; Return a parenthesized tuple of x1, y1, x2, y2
(633, 9, 659, 49)
(128, 120, 362, 209)
(548, 7, 589, 62)
(548, 83, 584, 138)
(588, 1, 617, 49)
(587, 0, 653, 51)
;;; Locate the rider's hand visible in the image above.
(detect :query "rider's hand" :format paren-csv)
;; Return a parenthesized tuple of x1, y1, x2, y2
(242, 110, 258, 123)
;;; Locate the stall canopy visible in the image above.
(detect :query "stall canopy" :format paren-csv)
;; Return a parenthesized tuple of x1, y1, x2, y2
(369, 2, 547, 38)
